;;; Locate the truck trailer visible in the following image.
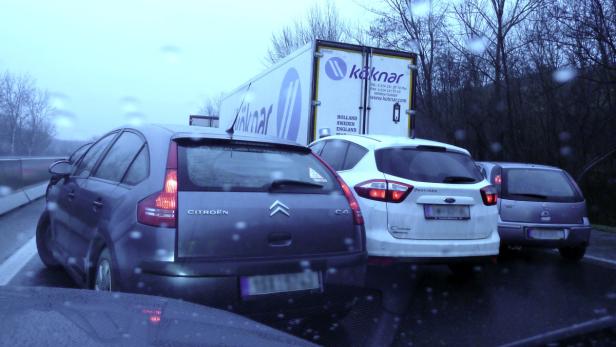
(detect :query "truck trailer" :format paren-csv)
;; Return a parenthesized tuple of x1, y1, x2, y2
(219, 40, 418, 146)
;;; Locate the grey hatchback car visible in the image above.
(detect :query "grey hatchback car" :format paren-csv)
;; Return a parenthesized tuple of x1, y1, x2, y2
(477, 162, 591, 261)
(37, 124, 366, 318)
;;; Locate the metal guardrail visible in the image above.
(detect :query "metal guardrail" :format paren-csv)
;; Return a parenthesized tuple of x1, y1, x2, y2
(0, 157, 65, 190)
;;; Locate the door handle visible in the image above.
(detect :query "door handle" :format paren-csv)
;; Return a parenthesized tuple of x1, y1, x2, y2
(67, 191, 75, 200)
(92, 200, 104, 209)
(268, 232, 292, 247)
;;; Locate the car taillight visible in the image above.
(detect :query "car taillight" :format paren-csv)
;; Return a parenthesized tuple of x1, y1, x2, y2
(354, 180, 413, 203)
(138, 142, 178, 227)
(480, 185, 498, 206)
(311, 153, 363, 225)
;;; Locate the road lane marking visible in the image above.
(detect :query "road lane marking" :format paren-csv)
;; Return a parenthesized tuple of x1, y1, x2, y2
(0, 236, 37, 286)
(584, 255, 616, 267)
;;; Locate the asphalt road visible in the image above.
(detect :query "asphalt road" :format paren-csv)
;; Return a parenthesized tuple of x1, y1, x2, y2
(2, 199, 616, 346)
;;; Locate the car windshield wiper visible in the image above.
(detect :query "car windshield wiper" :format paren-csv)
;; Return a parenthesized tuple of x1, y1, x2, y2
(509, 193, 548, 199)
(442, 176, 477, 183)
(268, 179, 324, 190)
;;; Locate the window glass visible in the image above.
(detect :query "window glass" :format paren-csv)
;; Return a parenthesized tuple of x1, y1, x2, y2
(94, 132, 143, 182)
(502, 168, 582, 202)
(122, 146, 148, 185)
(341, 143, 367, 170)
(178, 142, 335, 193)
(68, 143, 91, 164)
(73, 133, 116, 178)
(375, 147, 483, 184)
(319, 140, 348, 171)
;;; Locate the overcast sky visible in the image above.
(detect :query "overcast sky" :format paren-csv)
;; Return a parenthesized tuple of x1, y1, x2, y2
(0, 0, 372, 140)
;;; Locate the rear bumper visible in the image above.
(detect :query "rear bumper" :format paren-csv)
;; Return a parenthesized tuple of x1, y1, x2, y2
(366, 229, 500, 259)
(498, 221, 591, 248)
(116, 249, 367, 318)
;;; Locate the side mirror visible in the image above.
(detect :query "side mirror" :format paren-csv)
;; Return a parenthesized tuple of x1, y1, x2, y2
(49, 160, 72, 177)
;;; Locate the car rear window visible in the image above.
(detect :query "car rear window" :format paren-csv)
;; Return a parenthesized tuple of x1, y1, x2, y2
(178, 141, 336, 193)
(502, 168, 583, 202)
(375, 147, 483, 184)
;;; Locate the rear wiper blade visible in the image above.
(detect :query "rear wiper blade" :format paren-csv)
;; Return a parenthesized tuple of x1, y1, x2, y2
(509, 193, 548, 199)
(442, 176, 477, 183)
(268, 179, 324, 189)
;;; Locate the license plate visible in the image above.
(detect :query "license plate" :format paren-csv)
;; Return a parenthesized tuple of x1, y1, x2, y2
(528, 229, 566, 240)
(424, 204, 470, 220)
(240, 271, 321, 297)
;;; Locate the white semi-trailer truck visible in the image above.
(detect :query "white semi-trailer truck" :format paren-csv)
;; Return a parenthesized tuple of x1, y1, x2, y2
(219, 40, 418, 145)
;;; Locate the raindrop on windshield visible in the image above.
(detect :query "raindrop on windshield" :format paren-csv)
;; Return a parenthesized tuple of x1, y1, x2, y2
(553, 66, 577, 83)
(454, 129, 466, 141)
(490, 142, 502, 153)
(0, 186, 12, 197)
(558, 131, 571, 142)
(560, 146, 573, 157)
(120, 96, 140, 113)
(67, 257, 77, 265)
(231, 233, 240, 241)
(270, 171, 284, 180)
(161, 45, 181, 64)
(129, 230, 142, 240)
(53, 111, 76, 129)
(133, 267, 142, 274)
(49, 92, 69, 110)
(156, 249, 168, 257)
(466, 36, 488, 55)
(47, 201, 58, 211)
(300, 260, 310, 269)
(235, 221, 247, 230)
(125, 112, 146, 126)
(593, 307, 608, 315)
(409, 0, 431, 17)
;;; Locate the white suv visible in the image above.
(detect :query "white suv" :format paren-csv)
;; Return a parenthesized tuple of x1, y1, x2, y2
(310, 135, 500, 271)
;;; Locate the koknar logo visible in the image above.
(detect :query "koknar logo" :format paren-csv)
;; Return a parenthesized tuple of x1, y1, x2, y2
(324, 57, 347, 80)
(276, 68, 301, 141)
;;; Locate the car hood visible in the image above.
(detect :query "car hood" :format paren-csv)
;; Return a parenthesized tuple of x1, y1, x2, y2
(0, 286, 315, 347)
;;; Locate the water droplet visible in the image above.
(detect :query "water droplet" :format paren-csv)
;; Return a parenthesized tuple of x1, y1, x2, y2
(344, 238, 353, 245)
(137, 281, 145, 288)
(366, 295, 374, 302)
(467, 36, 488, 54)
(425, 287, 433, 293)
(594, 307, 608, 315)
(490, 142, 502, 153)
(156, 249, 167, 257)
(63, 300, 72, 306)
(560, 146, 573, 157)
(49, 92, 69, 110)
(112, 293, 121, 299)
(270, 171, 284, 180)
(234, 221, 246, 230)
(25, 271, 35, 278)
(553, 66, 577, 83)
(410, 264, 418, 271)
(53, 111, 76, 129)
(129, 231, 142, 239)
(120, 96, 140, 113)
(327, 267, 337, 274)
(133, 267, 142, 274)
(558, 131, 571, 142)
(431, 308, 438, 315)
(122, 333, 131, 339)
(0, 186, 12, 197)
(277, 313, 285, 319)
(606, 293, 616, 300)
(125, 112, 146, 126)
(410, 0, 431, 17)
(67, 257, 77, 265)
(161, 45, 181, 64)
(300, 260, 310, 269)
(454, 129, 466, 141)
(47, 201, 58, 211)
(232, 234, 240, 241)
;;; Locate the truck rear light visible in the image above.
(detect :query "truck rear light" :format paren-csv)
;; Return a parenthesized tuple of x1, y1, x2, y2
(480, 185, 498, 206)
(138, 141, 178, 228)
(354, 180, 413, 203)
(311, 153, 363, 225)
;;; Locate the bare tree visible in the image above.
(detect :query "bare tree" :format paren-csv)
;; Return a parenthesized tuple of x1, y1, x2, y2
(198, 93, 224, 117)
(267, 1, 351, 64)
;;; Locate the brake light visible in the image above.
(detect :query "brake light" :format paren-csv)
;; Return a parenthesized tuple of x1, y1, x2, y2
(480, 185, 498, 206)
(311, 153, 363, 225)
(138, 142, 178, 227)
(354, 180, 413, 203)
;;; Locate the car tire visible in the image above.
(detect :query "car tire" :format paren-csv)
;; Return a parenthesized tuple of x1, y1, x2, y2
(94, 248, 114, 291)
(448, 263, 476, 277)
(36, 221, 61, 270)
(559, 246, 586, 261)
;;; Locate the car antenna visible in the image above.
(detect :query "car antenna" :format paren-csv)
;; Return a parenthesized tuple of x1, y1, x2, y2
(225, 82, 252, 138)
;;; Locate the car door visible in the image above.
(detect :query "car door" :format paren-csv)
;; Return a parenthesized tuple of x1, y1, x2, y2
(71, 130, 145, 274)
(53, 132, 117, 261)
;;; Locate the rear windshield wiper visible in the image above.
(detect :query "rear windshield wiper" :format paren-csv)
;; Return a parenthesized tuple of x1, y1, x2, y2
(442, 176, 477, 183)
(509, 193, 548, 199)
(268, 179, 324, 190)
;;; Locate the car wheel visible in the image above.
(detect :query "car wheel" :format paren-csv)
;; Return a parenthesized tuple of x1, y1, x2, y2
(36, 222, 61, 269)
(448, 263, 476, 277)
(559, 246, 586, 261)
(94, 248, 114, 291)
